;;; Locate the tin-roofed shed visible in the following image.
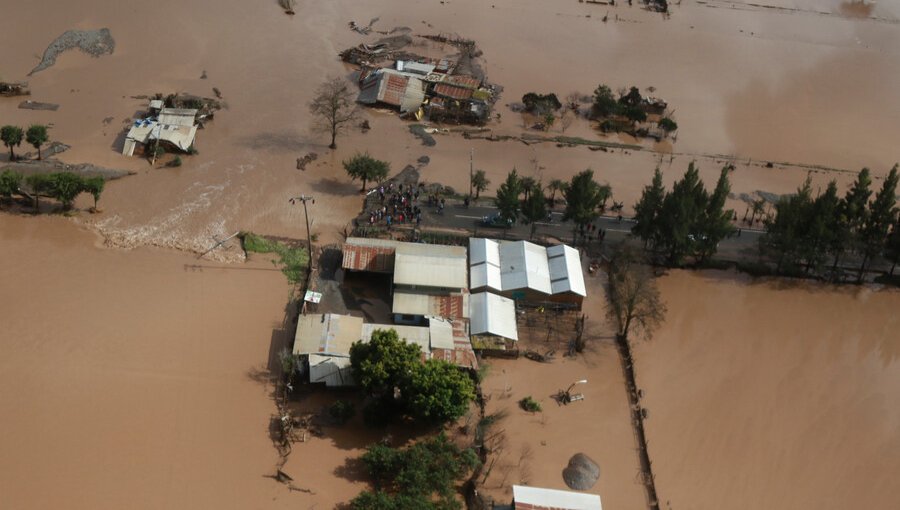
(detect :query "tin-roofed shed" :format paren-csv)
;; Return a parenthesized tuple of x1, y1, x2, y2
(512, 485, 601, 510)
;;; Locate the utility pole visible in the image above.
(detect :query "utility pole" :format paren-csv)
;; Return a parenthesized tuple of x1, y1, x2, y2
(289, 194, 315, 269)
(469, 148, 474, 200)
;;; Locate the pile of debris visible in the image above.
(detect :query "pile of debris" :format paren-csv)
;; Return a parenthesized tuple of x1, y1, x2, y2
(340, 29, 499, 126)
(121, 94, 221, 158)
(0, 82, 30, 97)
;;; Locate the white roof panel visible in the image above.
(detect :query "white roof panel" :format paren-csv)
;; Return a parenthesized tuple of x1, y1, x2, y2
(428, 317, 455, 350)
(469, 238, 500, 266)
(394, 244, 467, 289)
(469, 292, 518, 341)
(547, 244, 587, 297)
(499, 241, 552, 295)
(513, 485, 602, 510)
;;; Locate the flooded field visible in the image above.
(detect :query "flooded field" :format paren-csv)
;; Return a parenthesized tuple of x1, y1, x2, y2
(636, 271, 900, 510)
(1, 0, 899, 508)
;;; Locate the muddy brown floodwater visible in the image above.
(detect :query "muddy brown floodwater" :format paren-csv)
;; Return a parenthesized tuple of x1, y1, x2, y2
(635, 270, 900, 510)
(1, 0, 899, 507)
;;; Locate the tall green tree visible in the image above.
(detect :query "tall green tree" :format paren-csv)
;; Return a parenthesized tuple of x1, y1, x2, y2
(1, 125, 24, 160)
(591, 84, 618, 118)
(471, 169, 489, 199)
(26, 125, 49, 160)
(405, 360, 475, 423)
(25, 173, 54, 212)
(520, 181, 548, 240)
(494, 169, 521, 226)
(631, 167, 665, 250)
(563, 169, 610, 244)
(83, 176, 106, 211)
(885, 215, 900, 277)
(343, 152, 390, 192)
(349, 329, 474, 426)
(547, 178, 566, 205)
(0, 169, 23, 204)
(48, 172, 85, 209)
(857, 165, 898, 282)
(832, 168, 872, 277)
(695, 166, 736, 263)
(350, 329, 421, 398)
(518, 176, 537, 201)
(657, 162, 708, 265)
(762, 178, 813, 273)
(803, 181, 841, 275)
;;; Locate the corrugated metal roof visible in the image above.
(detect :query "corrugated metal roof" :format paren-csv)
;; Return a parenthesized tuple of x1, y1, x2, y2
(547, 244, 587, 297)
(433, 82, 474, 100)
(158, 108, 197, 127)
(125, 121, 197, 152)
(392, 290, 469, 318)
(357, 70, 425, 113)
(469, 239, 586, 298)
(293, 313, 365, 356)
(309, 355, 355, 387)
(469, 292, 518, 341)
(513, 485, 602, 510)
(397, 61, 436, 75)
(469, 238, 502, 290)
(500, 241, 552, 295)
(431, 318, 477, 370)
(393, 243, 467, 289)
(446, 75, 481, 89)
(342, 243, 396, 272)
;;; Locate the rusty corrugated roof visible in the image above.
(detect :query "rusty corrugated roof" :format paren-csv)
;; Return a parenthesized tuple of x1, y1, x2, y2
(433, 82, 474, 100)
(342, 244, 396, 272)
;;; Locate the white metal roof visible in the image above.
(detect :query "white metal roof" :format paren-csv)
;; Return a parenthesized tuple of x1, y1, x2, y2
(499, 241, 552, 295)
(293, 314, 365, 356)
(513, 485, 602, 510)
(157, 108, 198, 127)
(469, 238, 502, 290)
(397, 60, 437, 75)
(308, 355, 355, 387)
(428, 317, 455, 350)
(469, 292, 518, 341)
(547, 244, 587, 297)
(394, 243, 467, 289)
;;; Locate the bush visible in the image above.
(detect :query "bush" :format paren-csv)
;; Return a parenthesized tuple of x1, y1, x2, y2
(522, 92, 562, 114)
(658, 117, 678, 132)
(519, 396, 542, 413)
(329, 400, 356, 425)
(170, 156, 183, 167)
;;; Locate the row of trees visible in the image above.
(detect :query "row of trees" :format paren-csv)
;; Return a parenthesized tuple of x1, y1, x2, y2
(632, 163, 735, 265)
(349, 329, 475, 426)
(494, 168, 612, 240)
(762, 166, 899, 280)
(0, 169, 105, 211)
(2, 124, 49, 160)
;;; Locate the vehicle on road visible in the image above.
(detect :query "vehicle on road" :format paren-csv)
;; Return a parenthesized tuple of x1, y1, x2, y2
(481, 212, 514, 228)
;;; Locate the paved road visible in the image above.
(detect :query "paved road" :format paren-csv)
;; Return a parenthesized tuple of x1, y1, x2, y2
(422, 203, 765, 261)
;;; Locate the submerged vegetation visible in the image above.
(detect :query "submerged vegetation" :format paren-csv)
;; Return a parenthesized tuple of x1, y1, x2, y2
(240, 232, 309, 284)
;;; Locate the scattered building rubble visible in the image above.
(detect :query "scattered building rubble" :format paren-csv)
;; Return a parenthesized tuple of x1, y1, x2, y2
(121, 94, 221, 157)
(0, 82, 30, 97)
(341, 32, 499, 125)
